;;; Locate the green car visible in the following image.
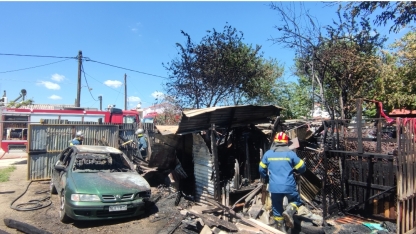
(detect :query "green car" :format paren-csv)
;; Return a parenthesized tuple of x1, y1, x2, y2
(50, 145, 151, 223)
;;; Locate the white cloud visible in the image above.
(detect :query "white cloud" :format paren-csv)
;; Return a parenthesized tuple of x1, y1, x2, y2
(104, 80, 123, 88)
(49, 95, 62, 100)
(51, 73, 65, 82)
(37, 81, 60, 90)
(130, 22, 141, 33)
(128, 96, 141, 102)
(151, 91, 164, 99)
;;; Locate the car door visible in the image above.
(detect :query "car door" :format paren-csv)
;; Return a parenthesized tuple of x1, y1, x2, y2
(54, 147, 74, 193)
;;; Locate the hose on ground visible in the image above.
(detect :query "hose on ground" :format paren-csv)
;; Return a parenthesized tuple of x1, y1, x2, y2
(10, 181, 52, 211)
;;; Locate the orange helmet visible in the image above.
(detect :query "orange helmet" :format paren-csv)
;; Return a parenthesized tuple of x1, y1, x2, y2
(274, 132, 289, 143)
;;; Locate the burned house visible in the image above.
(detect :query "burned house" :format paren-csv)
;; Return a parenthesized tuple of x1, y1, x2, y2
(144, 99, 416, 234)
(146, 105, 284, 203)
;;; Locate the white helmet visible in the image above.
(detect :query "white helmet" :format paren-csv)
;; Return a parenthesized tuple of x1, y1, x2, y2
(76, 131, 84, 137)
(135, 128, 144, 135)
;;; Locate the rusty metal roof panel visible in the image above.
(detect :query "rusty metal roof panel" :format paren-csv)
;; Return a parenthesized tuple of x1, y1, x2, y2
(155, 125, 179, 135)
(73, 145, 123, 154)
(177, 105, 282, 134)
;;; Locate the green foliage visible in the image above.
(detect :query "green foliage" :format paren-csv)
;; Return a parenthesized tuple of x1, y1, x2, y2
(163, 24, 284, 109)
(374, 30, 416, 110)
(270, 3, 386, 119)
(7, 99, 34, 108)
(0, 166, 16, 182)
(271, 76, 313, 119)
(347, 1, 416, 33)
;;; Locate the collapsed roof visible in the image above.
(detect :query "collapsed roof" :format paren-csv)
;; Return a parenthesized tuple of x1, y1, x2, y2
(155, 105, 283, 135)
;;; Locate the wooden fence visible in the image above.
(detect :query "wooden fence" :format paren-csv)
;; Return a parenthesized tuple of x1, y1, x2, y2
(396, 117, 416, 234)
(315, 99, 416, 233)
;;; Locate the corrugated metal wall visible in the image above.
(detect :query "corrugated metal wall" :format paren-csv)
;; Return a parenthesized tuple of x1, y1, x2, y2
(192, 133, 215, 201)
(28, 123, 120, 181)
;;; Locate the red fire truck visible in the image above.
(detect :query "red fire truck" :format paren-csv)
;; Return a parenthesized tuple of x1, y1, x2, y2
(0, 107, 140, 153)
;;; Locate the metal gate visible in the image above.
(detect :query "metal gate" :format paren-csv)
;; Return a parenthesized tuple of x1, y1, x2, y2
(27, 122, 119, 181)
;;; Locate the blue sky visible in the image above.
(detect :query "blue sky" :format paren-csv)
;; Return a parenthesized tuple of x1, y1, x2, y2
(0, 2, 410, 110)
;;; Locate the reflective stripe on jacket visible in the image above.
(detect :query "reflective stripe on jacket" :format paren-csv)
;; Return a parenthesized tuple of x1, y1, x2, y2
(259, 146, 306, 193)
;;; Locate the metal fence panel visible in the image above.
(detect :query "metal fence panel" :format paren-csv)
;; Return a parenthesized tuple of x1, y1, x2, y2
(28, 152, 60, 181)
(28, 123, 119, 180)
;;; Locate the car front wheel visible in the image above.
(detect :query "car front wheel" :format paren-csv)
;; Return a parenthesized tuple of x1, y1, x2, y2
(59, 190, 71, 223)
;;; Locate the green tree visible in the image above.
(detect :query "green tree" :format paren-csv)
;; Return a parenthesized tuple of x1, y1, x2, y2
(375, 30, 416, 110)
(272, 76, 312, 119)
(345, 1, 416, 33)
(270, 3, 385, 119)
(163, 24, 283, 109)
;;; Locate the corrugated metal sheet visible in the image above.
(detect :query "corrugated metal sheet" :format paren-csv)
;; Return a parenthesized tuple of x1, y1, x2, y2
(192, 133, 215, 201)
(177, 105, 282, 134)
(28, 152, 60, 181)
(29, 124, 119, 151)
(28, 123, 119, 180)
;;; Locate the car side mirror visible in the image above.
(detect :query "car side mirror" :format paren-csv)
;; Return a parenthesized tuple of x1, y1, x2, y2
(55, 164, 67, 172)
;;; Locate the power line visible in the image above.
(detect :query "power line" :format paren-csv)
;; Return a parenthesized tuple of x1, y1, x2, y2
(85, 58, 168, 79)
(81, 64, 98, 101)
(0, 58, 73, 74)
(82, 70, 124, 95)
(0, 53, 76, 59)
(0, 53, 167, 80)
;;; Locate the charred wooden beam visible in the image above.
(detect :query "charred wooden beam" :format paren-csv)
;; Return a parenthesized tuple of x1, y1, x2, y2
(345, 186, 396, 212)
(204, 198, 285, 234)
(188, 210, 238, 232)
(211, 123, 221, 202)
(4, 218, 52, 234)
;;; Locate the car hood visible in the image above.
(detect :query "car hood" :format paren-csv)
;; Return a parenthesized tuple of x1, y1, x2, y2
(70, 172, 150, 194)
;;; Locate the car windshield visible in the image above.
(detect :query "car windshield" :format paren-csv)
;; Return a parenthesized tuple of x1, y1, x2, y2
(72, 153, 133, 172)
(142, 118, 154, 123)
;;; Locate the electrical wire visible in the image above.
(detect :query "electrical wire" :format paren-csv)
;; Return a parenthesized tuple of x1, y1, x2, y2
(82, 71, 125, 95)
(85, 58, 167, 79)
(0, 53, 76, 59)
(0, 58, 74, 74)
(0, 53, 166, 80)
(81, 64, 97, 101)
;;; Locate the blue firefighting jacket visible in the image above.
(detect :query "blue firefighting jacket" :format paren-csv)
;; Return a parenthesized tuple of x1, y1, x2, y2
(259, 145, 306, 193)
(69, 137, 82, 146)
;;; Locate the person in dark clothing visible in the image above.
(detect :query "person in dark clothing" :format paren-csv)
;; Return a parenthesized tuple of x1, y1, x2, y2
(259, 132, 306, 233)
(70, 131, 84, 146)
(135, 128, 147, 158)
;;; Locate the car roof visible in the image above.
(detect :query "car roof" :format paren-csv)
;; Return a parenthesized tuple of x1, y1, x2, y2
(71, 145, 123, 154)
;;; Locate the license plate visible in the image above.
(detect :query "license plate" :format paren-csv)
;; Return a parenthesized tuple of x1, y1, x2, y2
(109, 205, 127, 212)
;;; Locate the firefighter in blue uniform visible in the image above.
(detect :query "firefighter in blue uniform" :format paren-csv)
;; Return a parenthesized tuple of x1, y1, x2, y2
(70, 131, 84, 146)
(259, 132, 306, 233)
(135, 128, 147, 159)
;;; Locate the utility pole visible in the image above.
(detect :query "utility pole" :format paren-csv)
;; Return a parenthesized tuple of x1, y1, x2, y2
(98, 96, 102, 110)
(124, 73, 127, 110)
(76, 50, 82, 107)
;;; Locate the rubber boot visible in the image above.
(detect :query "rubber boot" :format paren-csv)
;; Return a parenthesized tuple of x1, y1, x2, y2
(282, 204, 297, 229)
(275, 219, 287, 234)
